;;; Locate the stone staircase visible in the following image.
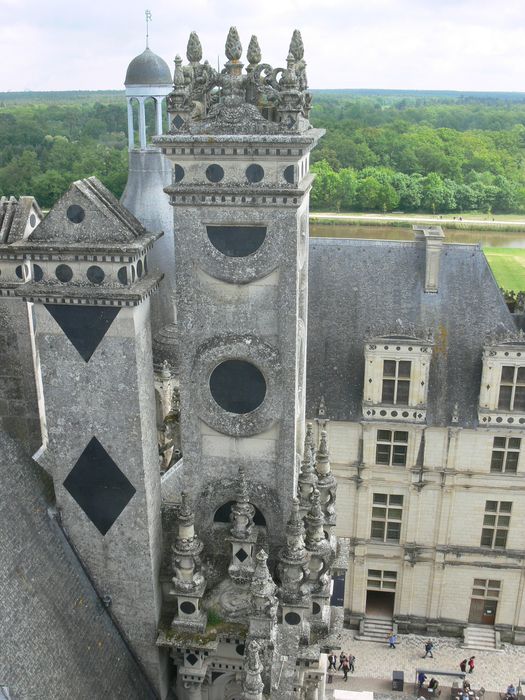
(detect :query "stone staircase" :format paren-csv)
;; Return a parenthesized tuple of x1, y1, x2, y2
(355, 617, 393, 643)
(463, 624, 500, 650)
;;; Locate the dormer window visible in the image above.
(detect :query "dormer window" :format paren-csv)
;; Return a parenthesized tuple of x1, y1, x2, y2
(498, 366, 525, 411)
(363, 336, 432, 423)
(382, 360, 411, 405)
(479, 342, 525, 426)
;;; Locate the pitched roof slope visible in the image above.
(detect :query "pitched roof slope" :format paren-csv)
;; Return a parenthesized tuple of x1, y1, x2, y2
(28, 176, 150, 244)
(306, 237, 514, 428)
(0, 431, 156, 700)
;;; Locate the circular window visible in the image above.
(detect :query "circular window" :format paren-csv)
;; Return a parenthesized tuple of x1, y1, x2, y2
(246, 164, 264, 183)
(55, 264, 73, 283)
(312, 602, 321, 615)
(284, 611, 301, 625)
(207, 225, 266, 258)
(29, 213, 36, 227)
(235, 644, 245, 656)
(284, 165, 295, 184)
(209, 360, 266, 414)
(206, 164, 224, 183)
(66, 204, 85, 224)
(87, 265, 105, 284)
(174, 164, 185, 182)
(180, 601, 196, 615)
(15, 265, 24, 280)
(118, 266, 128, 285)
(33, 264, 44, 282)
(137, 259, 143, 278)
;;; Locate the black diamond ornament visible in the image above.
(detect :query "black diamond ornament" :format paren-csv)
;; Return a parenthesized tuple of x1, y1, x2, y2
(173, 114, 184, 129)
(235, 548, 249, 563)
(186, 653, 198, 666)
(63, 437, 136, 535)
(45, 304, 120, 362)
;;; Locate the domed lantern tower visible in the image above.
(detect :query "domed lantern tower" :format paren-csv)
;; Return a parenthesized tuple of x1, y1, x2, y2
(124, 47, 173, 150)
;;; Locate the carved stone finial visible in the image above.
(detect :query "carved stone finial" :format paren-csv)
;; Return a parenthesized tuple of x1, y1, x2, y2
(179, 491, 193, 521)
(173, 55, 185, 87)
(315, 430, 331, 476)
(247, 35, 261, 66)
(250, 548, 277, 617)
(230, 465, 255, 539)
(289, 29, 304, 60)
(225, 26, 242, 61)
(187, 31, 202, 63)
(243, 640, 264, 699)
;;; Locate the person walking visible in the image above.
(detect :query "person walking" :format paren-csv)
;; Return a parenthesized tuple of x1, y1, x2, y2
(418, 672, 428, 690)
(348, 654, 356, 673)
(468, 656, 475, 673)
(423, 640, 434, 658)
(338, 652, 347, 670)
(327, 653, 337, 671)
(342, 657, 350, 682)
(460, 659, 467, 673)
(388, 632, 398, 649)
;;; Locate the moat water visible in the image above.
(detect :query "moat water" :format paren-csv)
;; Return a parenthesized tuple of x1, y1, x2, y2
(310, 222, 525, 248)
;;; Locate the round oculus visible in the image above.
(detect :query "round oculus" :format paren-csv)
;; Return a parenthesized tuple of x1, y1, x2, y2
(15, 265, 24, 280)
(179, 601, 196, 615)
(284, 165, 295, 184)
(284, 611, 301, 625)
(87, 265, 105, 284)
(209, 360, 266, 414)
(55, 264, 73, 283)
(31, 264, 43, 282)
(246, 164, 264, 183)
(206, 164, 224, 183)
(117, 266, 128, 285)
(66, 204, 85, 224)
(312, 602, 321, 615)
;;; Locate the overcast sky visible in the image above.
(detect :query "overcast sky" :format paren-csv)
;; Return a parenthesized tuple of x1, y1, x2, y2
(1, 0, 524, 92)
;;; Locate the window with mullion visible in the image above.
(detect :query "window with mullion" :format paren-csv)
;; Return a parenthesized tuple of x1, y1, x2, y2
(480, 500, 512, 549)
(498, 366, 525, 410)
(371, 493, 403, 543)
(376, 429, 408, 467)
(381, 359, 411, 405)
(490, 436, 520, 473)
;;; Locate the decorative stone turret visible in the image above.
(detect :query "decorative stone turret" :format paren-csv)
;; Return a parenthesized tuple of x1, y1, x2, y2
(169, 492, 207, 631)
(298, 423, 317, 512)
(305, 489, 333, 630)
(314, 430, 337, 535)
(277, 499, 310, 639)
(249, 549, 278, 640)
(242, 640, 265, 700)
(228, 466, 258, 583)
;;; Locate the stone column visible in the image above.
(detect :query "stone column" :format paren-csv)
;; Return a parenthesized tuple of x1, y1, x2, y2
(127, 97, 135, 149)
(155, 96, 164, 135)
(138, 97, 147, 149)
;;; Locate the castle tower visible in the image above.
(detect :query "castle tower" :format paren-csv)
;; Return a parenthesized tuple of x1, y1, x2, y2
(3, 177, 168, 695)
(121, 43, 176, 331)
(157, 27, 323, 555)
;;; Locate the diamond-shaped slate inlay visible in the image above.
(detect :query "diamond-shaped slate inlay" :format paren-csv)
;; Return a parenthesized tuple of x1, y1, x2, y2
(235, 548, 249, 563)
(173, 114, 184, 129)
(186, 653, 198, 666)
(63, 437, 135, 535)
(45, 304, 120, 362)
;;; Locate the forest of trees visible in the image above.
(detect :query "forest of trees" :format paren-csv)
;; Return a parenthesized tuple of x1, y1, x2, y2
(1, 91, 525, 213)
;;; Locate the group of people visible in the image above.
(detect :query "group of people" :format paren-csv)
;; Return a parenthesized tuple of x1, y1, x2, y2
(460, 657, 476, 674)
(327, 651, 356, 681)
(418, 672, 440, 692)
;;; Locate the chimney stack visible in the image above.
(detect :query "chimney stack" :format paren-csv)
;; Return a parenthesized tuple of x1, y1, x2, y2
(413, 225, 445, 293)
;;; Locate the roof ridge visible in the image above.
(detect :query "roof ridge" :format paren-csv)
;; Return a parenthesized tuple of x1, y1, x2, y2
(0, 196, 18, 244)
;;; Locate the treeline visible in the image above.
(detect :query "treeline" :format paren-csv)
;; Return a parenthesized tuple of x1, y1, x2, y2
(309, 96, 525, 213)
(0, 102, 130, 207)
(2, 92, 525, 213)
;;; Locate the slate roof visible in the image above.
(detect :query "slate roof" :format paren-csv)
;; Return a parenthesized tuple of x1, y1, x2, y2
(0, 431, 156, 700)
(125, 48, 172, 87)
(0, 196, 41, 244)
(306, 237, 515, 428)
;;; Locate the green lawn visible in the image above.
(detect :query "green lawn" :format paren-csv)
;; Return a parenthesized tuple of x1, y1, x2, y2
(484, 248, 525, 290)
